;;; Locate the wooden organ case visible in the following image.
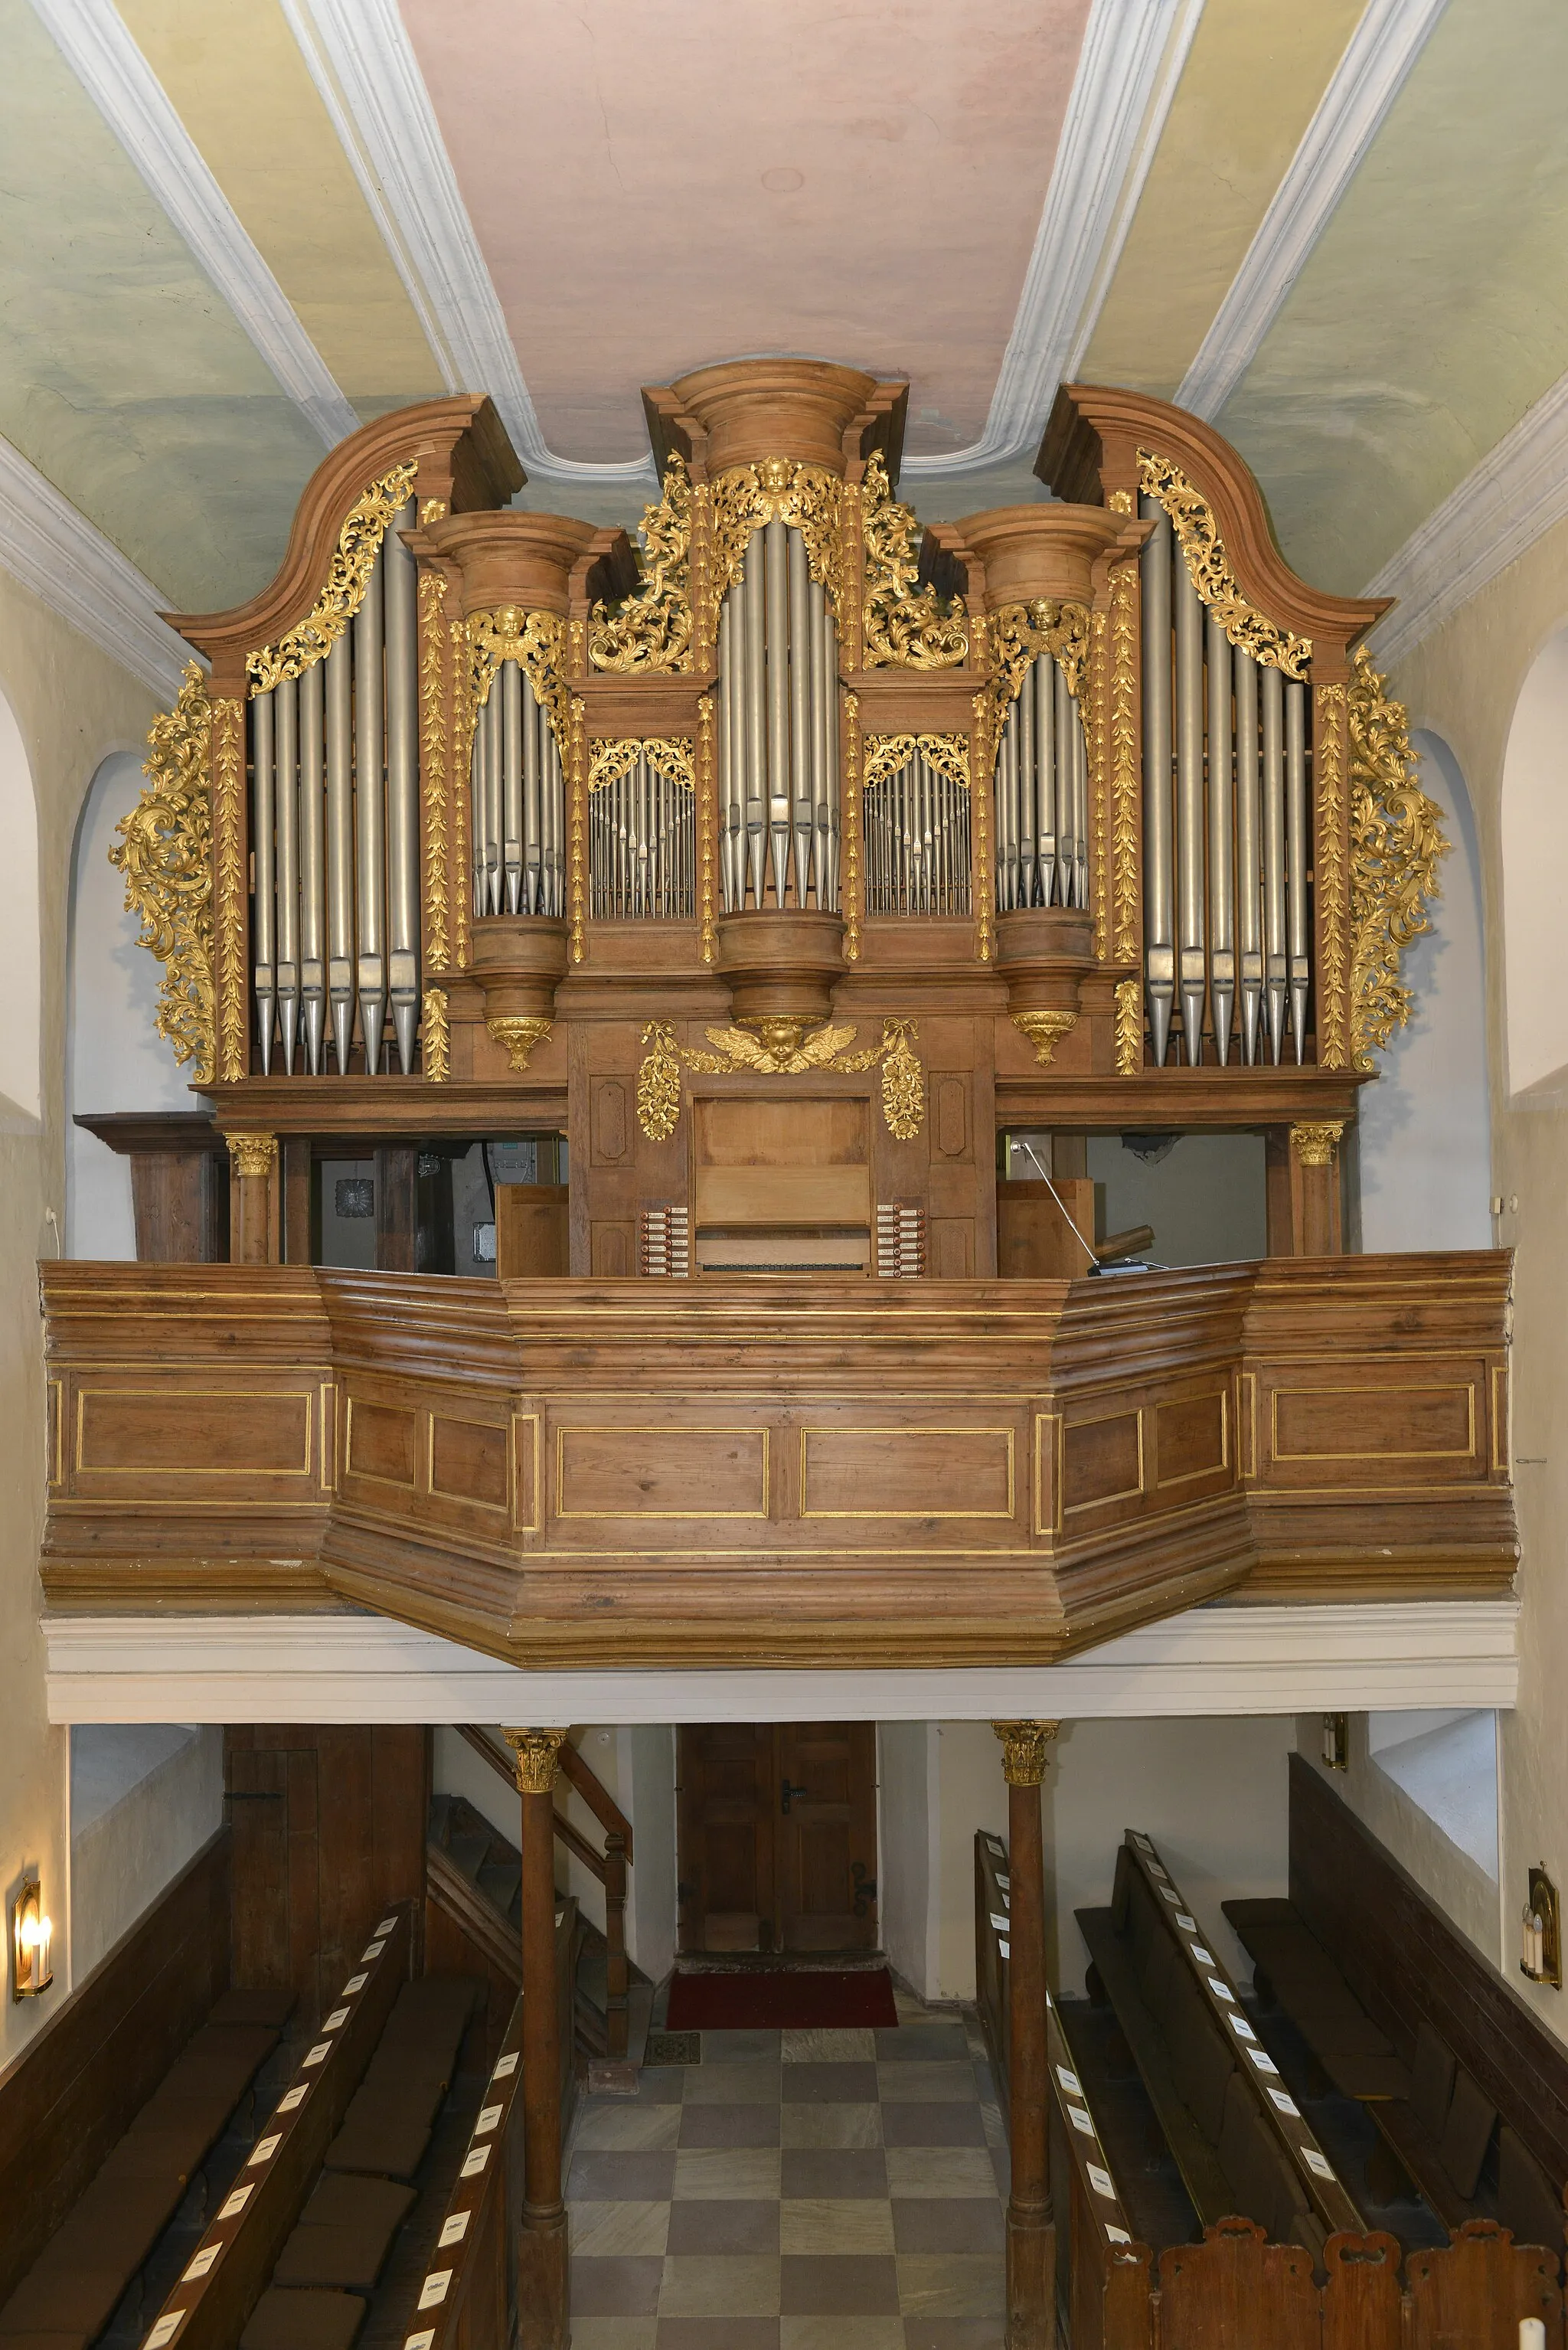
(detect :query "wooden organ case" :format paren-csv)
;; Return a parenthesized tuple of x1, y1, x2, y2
(49, 359, 1512, 1666)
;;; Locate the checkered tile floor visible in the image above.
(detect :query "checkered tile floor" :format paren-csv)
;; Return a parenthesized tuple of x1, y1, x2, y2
(565, 1994, 1010, 2349)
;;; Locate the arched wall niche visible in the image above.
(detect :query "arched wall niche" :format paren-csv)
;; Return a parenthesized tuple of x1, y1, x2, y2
(66, 750, 187, 1257)
(1356, 730, 1491, 1253)
(0, 684, 41, 1129)
(1501, 625, 1568, 1100)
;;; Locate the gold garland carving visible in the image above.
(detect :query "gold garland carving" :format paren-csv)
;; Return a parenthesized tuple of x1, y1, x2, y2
(568, 695, 587, 963)
(110, 664, 217, 1083)
(635, 1016, 924, 1146)
(504, 1727, 566, 1794)
(1347, 647, 1448, 1072)
(862, 733, 970, 796)
(247, 461, 418, 691)
(418, 570, 450, 971)
(422, 988, 449, 1083)
(1291, 1120, 1344, 1168)
(697, 694, 717, 966)
(469, 607, 570, 757)
(1109, 563, 1143, 1074)
(972, 689, 994, 963)
(993, 1720, 1058, 1786)
(211, 697, 247, 1083)
(228, 1129, 278, 1179)
(420, 498, 446, 525)
(707, 459, 844, 642)
(843, 691, 862, 963)
(449, 613, 473, 970)
(1314, 684, 1350, 1070)
(1137, 451, 1310, 678)
(587, 736, 695, 793)
(861, 452, 968, 670)
(1089, 606, 1109, 960)
(588, 454, 694, 674)
(1012, 1011, 1077, 1067)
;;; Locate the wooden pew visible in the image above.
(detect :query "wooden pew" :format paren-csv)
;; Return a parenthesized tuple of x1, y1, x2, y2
(1077, 1832, 1362, 2260)
(1047, 1998, 1154, 2350)
(974, 1829, 1011, 2116)
(398, 1990, 526, 2350)
(138, 1905, 412, 2350)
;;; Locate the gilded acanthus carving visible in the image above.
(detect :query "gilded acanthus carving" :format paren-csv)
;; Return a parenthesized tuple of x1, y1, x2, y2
(211, 697, 247, 1084)
(488, 1015, 552, 1073)
(1314, 684, 1351, 1070)
(860, 452, 968, 670)
(636, 1017, 925, 1146)
(992, 1720, 1059, 1786)
(422, 988, 449, 1083)
(110, 664, 216, 1083)
(504, 1727, 566, 1794)
(588, 454, 694, 674)
(707, 459, 844, 642)
(1348, 649, 1448, 1074)
(1012, 1012, 1077, 1067)
(247, 461, 418, 691)
(227, 1129, 279, 1179)
(1138, 451, 1311, 678)
(1290, 1120, 1344, 1168)
(862, 733, 970, 796)
(587, 737, 695, 794)
(469, 606, 570, 757)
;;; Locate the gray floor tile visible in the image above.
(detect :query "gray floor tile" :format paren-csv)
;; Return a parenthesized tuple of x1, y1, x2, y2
(781, 2101, 884, 2148)
(571, 2149, 680, 2201)
(666, 2199, 781, 2255)
(698, 2028, 782, 2062)
(674, 2146, 783, 2201)
(891, 2198, 1004, 2254)
(903, 2319, 1008, 2349)
(877, 2025, 972, 2063)
(571, 2254, 666, 2316)
(576, 2102, 684, 2152)
(659, 2253, 782, 2316)
(884, 2148, 1001, 2198)
(782, 2147, 889, 2199)
(779, 2198, 897, 2255)
(572, 2201, 674, 2258)
(678, 2102, 782, 2147)
(896, 2254, 1005, 2318)
(571, 2321, 659, 2349)
(779, 2252, 901, 2315)
(781, 2061, 880, 2103)
(655, 2320, 779, 2348)
(880, 2103, 988, 2148)
(779, 2323, 904, 2350)
(683, 2059, 784, 2105)
(877, 2062, 981, 2103)
(781, 2027, 877, 2063)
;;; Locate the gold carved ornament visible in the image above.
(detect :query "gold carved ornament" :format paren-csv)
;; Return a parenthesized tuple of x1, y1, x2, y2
(635, 1018, 925, 1146)
(1137, 451, 1310, 678)
(587, 736, 695, 794)
(971, 688, 993, 963)
(1347, 648, 1448, 1072)
(504, 1727, 566, 1794)
(422, 988, 449, 1083)
(247, 460, 418, 693)
(842, 690, 862, 963)
(211, 697, 247, 1083)
(449, 612, 473, 970)
(1314, 683, 1350, 1070)
(587, 453, 694, 674)
(862, 732, 970, 797)
(993, 1720, 1058, 1786)
(568, 696, 588, 963)
(488, 1016, 551, 1073)
(1089, 604, 1109, 960)
(227, 1129, 278, 1179)
(110, 664, 217, 1083)
(697, 695, 717, 965)
(860, 451, 968, 670)
(1290, 1120, 1344, 1168)
(418, 570, 450, 972)
(468, 606, 570, 757)
(1012, 1011, 1077, 1067)
(1107, 561, 1142, 1075)
(707, 459, 844, 643)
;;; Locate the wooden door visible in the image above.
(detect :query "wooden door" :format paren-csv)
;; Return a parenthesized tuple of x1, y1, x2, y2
(677, 1724, 776, 1952)
(676, 1724, 878, 1954)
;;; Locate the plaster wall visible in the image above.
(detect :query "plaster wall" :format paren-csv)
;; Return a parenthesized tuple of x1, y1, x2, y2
(69, 1724, 224, 1981)
(1382, 505, 1568, 2035)
(0, 568, 158, 2066)
(1294, 1724, 1500, 1964)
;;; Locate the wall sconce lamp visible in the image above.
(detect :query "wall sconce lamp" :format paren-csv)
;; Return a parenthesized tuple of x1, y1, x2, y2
(11, 1879, 54, 2001)
(1521, 1865, 1561, 1989)
(1321, 1714, 1350, 1771)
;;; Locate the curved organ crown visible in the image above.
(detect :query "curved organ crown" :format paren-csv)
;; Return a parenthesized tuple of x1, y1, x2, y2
(130, 360, 1439, 1100)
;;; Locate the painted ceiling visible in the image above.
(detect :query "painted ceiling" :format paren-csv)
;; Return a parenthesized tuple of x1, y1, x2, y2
(5, 0, 1567, 661)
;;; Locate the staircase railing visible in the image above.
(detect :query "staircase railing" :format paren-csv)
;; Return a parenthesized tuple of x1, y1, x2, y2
(460, 1724, 634, 2060)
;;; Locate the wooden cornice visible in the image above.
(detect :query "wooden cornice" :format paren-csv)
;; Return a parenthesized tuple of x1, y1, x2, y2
(1037, 382, 1391, 656)
(163, 396, 523, 678)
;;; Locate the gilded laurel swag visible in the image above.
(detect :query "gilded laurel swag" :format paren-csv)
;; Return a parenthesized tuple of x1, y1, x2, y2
(247, 462, 418, 692)
(587, 455, 694, 674)
(1348, 649, 1448, 1072)
(111, 664, 217, 1083)
(637, 1017, 925, 1146)
(861, 453, 968, 670)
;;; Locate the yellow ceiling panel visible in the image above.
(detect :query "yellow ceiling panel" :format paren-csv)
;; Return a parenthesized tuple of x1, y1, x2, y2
(116, 0, 443, 407)
(1080, 0, 1368, 399)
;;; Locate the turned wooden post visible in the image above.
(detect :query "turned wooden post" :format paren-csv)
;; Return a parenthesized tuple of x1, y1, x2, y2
(227, 1130, 279, 1263)
(994, 1719, 1058, 2350)
(505, 1727, 570, 2350)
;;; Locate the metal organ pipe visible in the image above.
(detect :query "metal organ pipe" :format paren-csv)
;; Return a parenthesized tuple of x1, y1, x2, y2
(1139, 497, 1175, 1067)
(1261, 662, 1288, 1065)
(1034, 654, 1056, 907)
(297, 659, 326, 1074)
(384, 503, 420, 1074)
(250, 690, 275, 1074)
(1233, 648, 1263, 1065)
(1174, 541, 1206, 1064)
(273, 675, 299, 1074)
(715, 521, 840, 913)
(1285, 679, 1310, 1062)
(325, 636, 354, 1073)
(353, 547, 385, 1072)
(1206, 609, 1235, 1064)
(502, 659, 524, 914)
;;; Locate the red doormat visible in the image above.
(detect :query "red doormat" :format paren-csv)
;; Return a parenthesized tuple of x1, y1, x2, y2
(665, 1966, 899, 2031)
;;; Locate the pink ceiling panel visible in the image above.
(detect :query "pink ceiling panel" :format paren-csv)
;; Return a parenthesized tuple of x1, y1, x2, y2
(402, 0, 1093, 464)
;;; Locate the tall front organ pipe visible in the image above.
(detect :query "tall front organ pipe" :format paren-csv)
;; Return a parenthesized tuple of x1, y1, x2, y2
(353, 537, 384, 1071)
(1139, 499, 1175, 1067)
(990, 650, 1086, 916)
(251, 690, 275, 1072)
(1206, 609, 1235, 1066)
(325, 635, 353, 1074)
(715, 521, 840, 911)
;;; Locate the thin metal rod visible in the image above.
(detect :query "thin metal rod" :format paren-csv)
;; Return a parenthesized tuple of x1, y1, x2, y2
(1285, 678, 1310, 1064)
(1140, 495, 1174, 1065)
(1034, 654, 1056, 907)
(1233, 648, 1263, 1065)
(273, 673, 299, 1075)
(1206, 608, 1234, 1066)
(1017, 659, 1036, 907)
(718, 601, 737, 910)
(250, 690, 276, 1074)
(822, 606, 840, 908)
(502, 659, 524, 915)
(384, 502, 420, 1074)
(354, 544, 385, 1073)
(788, 527, 812, 908)
(743, 539, 766, 907)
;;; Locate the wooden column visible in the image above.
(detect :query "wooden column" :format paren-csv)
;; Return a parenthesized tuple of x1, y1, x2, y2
(1290, 1119, 1344, 1256)
(227, 1130, 279, 1263)
(375, 1145, 418, 1272)
(505, 1727, 570, 2350)
(993, 1719, 1058, 2350)
(282, 1138, 313, 1265)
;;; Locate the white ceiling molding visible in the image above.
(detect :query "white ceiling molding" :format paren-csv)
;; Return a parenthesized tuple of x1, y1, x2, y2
(28, 0, 358, 450)
(1365, 366, 1568, 668)
(902, 0, 1204, 479)
(42, 1600, 1518, 1724)
(289, 0, 656, 489)
(1176, 0, 1451, 420)
(0, 435, 194, 701)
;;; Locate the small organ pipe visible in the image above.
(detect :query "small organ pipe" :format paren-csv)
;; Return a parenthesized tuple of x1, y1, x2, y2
(718, 603, 737, 909)
(764, 518, 790, 903)
(1053, 664, 1074, 909)
(297, 658, 326, 1074)
(523, 675, 542, 914)
(743, 538, 766, 907)
(274, 675, 299, 1075)
(823, 649, 839, 907)
(810, 580, 830, 907)
(1285, 678, 1310, 1063)
(1140, 495, 1174, 1064)
(251, 690, 276, 1074)
(1206, 609, 1235, 1064)
(1261, 662, 1288, 1064)
(502, 659, 524, 914)
(1234, 648, 1263, 1064)
(354, 548, 385, 1073)
(1174, 538, 1206, 1063)
(1034, 653, 1056, 907)
(384, 506, 420, 1074)
(546, 711, 565, 917)
(788, 528, 812, 907)
(1017, 657, 1036, 898)
(325, 635, 354, 1072)
(1071, 688, 1089, 912)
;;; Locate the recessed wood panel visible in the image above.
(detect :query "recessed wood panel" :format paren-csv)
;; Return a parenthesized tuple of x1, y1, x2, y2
(1155, 1391, 1229, 1486)
(430, 1414, 509, 1511)
(590, 1220, 634, 1275)
(345, 1397, 416, 1486)
(933, 1075, 969, 1159)
(800, 1427, 1014, 1518)
(694, 1165, 871, 1228)
(76, 1387, 311, 1477)
(557, 1424, 769, 1517)
(929, 1218, 975, 1277)
(695, 1095, 867, 1165)
(1272, 1383, 1476, 1463)
(590, 1079, 629, 1165)
(1062, 1411, 1144, 1514)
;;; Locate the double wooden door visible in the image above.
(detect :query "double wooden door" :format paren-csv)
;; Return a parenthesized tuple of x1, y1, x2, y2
(677, 1724, 878, 1953)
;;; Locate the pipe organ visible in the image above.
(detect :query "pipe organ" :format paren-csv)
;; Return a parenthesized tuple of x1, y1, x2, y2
(113, 360, 1449, 1284)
